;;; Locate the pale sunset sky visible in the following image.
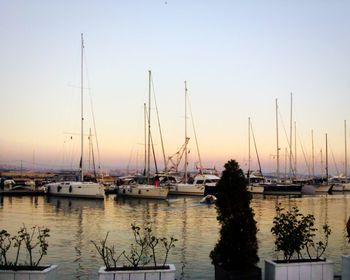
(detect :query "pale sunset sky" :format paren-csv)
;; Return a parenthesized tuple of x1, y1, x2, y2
(1, 1, 350, 176)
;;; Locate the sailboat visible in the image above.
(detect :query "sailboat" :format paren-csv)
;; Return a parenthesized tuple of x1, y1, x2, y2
(315, 133, 333, 194)
(246, 117, 265, 194)
(328, 120, 350, 191)
(261, 97, 302, 195)
(117, 70, 169, 199)
(168, 81, 219, 196)
(44, 34, 105, 199)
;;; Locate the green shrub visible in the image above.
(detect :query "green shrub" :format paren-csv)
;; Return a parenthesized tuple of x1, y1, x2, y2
(271, 204, 331, 262)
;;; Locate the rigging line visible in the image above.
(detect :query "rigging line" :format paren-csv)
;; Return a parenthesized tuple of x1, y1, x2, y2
(83, 48, 103, 178)
(278, 110, 296, 177)
(250, 122, 263, 176)
(187, 89, 203, 173)
(298, 134, 311, 177)
(150, 75, 167, 172)
(91, 136, 97, 181)
(151, 129, 158, 174)
(330, 146, 340, 176)
(127, 146, 135, 175)
(145, 105, 158, 174)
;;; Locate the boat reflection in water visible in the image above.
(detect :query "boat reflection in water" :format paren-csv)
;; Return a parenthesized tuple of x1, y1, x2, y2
(45, 196, 105, 211)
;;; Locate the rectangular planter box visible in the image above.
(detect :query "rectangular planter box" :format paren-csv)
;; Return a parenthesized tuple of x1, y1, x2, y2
(0, 264, 58, 280)
(265, 259, 334, 280)
(342, 255, 350, 280)
(98, 264, 176, 280)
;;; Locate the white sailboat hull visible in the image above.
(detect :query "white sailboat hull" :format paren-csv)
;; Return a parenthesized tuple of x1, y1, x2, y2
(44, 182, 105, 199)
(315, 184, 333, 193)
(117, 185, 169, 199)
(168, 183, 205, 196)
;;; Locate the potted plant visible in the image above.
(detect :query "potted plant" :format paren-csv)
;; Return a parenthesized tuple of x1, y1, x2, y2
(265, 204, 333, 280)
(210, 159, 261, 280)
(341, 216, 350, 279)
(0, 224, 57, 280)
(92, 223, 177, 280)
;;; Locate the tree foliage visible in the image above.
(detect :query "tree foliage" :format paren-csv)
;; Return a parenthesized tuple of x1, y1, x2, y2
(271, 204, 331, 262)
(210, 159, 259, 269)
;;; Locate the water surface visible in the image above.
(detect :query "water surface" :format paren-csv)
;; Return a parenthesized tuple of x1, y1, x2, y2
(0, 194, 350, 279)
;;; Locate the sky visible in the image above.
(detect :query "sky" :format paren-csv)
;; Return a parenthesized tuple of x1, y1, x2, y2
(1, 0, 350, 176)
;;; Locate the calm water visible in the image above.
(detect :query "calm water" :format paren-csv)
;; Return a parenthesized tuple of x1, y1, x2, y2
(1, 194, 350, 279)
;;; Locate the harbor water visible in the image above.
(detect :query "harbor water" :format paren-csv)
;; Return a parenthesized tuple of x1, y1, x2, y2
(1, 194, 350, 279)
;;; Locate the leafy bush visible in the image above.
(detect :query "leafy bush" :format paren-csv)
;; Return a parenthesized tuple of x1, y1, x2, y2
(271, 204, 331, 262)
(91, 223, 177, 269)
(0, 225, 50, 267)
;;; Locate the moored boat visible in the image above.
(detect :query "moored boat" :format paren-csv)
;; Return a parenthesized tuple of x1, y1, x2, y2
(43, 34, 105, 200)
(0, 177, 44, 196)
(115, 71, 169, 200)
(44, 181, 104, 199)
(117, 184, 168, 199)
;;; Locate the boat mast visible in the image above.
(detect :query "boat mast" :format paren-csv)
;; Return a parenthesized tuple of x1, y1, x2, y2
(186, 86, 203, 173)
(80, 33, 84, 182)
(251, 121, 263, 176)
(320, 148, 324, 179)
(151, 77, 167, 172)
(345, 120, 348, 182)
(289, 92, 293, 179)
(184, 81, 188, 183)
(326, 133, 328, 184)
(248, 117, 251, 184)
(144, 103, 147, 176)
(294, 121, 297, 177)
(312, 129, 315, 178)
(147, 70, 151, 184)
(275, 98, 280, 179)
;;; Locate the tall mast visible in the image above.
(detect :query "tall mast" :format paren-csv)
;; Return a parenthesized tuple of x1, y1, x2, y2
(320, 148, 324, 179)
(144, 103, 147, 176)
(312, 129, 315, 178)
(248, 117, 251, 184)
(289, 92, 293, 178)
(251, 122, 263, 175)
(80, 33, 84, 182)
(345, 120, 348, 182)
(184, 81, 188, 183)
(325, 133, 328, 183)
(151, 77, 167, 172)
(147, 70, 151, 184)
(294, 121, 297, 177)
(275, 98, 280, 179)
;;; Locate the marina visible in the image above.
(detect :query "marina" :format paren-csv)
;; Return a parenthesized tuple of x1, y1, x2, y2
(1, 2, 350, 280)
(1, 193, 350, 279)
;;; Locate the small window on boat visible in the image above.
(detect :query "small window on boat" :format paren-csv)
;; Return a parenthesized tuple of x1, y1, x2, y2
(196, 180, 204, 184)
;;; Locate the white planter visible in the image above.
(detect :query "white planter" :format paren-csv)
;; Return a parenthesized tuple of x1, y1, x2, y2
(265, 259, 334, 280)
(0, 264, 58, 280)
(342, 255, 350, 280)
(98, 264, 176, 280)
